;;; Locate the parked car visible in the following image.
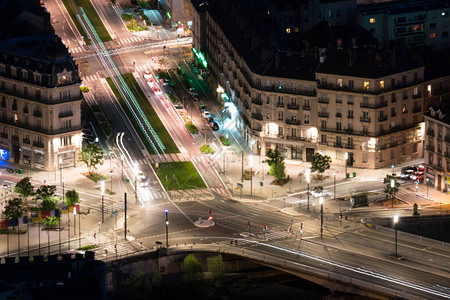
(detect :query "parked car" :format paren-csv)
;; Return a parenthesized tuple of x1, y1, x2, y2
(211, 122, 219, 131)
(188, 87, 196, 94)
(174, 104, 183, 109)
(411, 172, 424, 182)
(309, 186, 331, 197)
(161, 78, 171, 86)
(400, 166, 417, 179)
(199, 105, 207, 112)
(202, 111, 211, 119)
(144, 71, 152, 79)
(193, 93, 200, 101)
(136, 171, 146, 181)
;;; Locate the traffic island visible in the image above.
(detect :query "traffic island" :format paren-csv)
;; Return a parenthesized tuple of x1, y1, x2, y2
(152, 162, 206, 191)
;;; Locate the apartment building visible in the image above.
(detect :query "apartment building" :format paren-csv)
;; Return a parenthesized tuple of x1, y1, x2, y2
(192, 0, 428, 168)
(0, 1, 83, 171)
(424, 107, 450, 193)
(357, 0, 450, 50)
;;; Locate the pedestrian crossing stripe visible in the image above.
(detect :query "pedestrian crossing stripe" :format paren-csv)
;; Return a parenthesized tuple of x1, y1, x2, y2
(70, 47, 84, 54)
(119, 36, 142, 44)
(82, 75, 99, 82)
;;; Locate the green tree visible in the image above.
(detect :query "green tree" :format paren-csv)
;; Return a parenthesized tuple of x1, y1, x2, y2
(34, 185, 57, 202)
(40, 197, 59, 212)
(157, 57, 168, 69)
(78, 143, 104, 174)
(311, 153, 332, 180)
(384, 174, 400, 200)
(2, 197, 26, 229)
(139, 0, 149, 9)
(43, 216, 60, 230)
(65, 189, 80, 207)
(207, 254, 225, 287)
(265, 149, 287, 181)
(182, 253, 203, 281)
(13, 177, 34, 201)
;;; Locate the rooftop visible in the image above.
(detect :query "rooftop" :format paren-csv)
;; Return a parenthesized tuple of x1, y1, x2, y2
(358, 0, 450, 15)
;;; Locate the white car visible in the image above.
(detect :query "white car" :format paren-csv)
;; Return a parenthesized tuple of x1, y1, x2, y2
(202, 111, 211, 119)
(144, 71, 152, 79)
(136, 171, 145, 181)
(309, 186, 331, 197)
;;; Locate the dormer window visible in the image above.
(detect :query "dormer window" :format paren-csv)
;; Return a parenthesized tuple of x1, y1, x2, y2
(364, 81, 370, 91)
(11, 67, 17, 77)
(57, 69, 72, 85)
(34, 74, 41, 84)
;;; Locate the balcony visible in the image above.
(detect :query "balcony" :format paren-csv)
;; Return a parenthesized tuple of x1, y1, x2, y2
(344, 144, 355, 149)
(276, 102, 284, 108)
(360, 117, 371, 123)
(318, 112, 329, 118)
(347, 115, 353, 119)
(59, 111, 73, 118)
(412, 92, 422, 99)
(426, 145, 435, 152)
(12, 135, 19, 141)
(286, 119, 300, 125)
(334, 143, 343, 148)
(378, 115, 388, 122)
(427, 129, 435, 137)
(391, 113, 397, 117)
(318, 98, 329, 104)
(413, 106, 422, 113)
(360, 102, 388, 109)
(251, 113, 263, 121)
(251, 99, 263, 106)
(303, 105, 311, 111)
(23, 138, 30, 144)
(33, 110, 42, 118)
(33, 141, 44, 148)
(287, 104, 299, 110)
(336, 112, 342, 118)
(0, 133, 7, 139)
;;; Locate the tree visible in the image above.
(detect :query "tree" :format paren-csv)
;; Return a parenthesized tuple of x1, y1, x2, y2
(43, 216, 60, 230)
(182, 253, 203, 281)
(34, 185, 57, 202)
(65, 189, 80, 207)
(78, 143, 104, 174)
(384, 174, 400, 200)
(3, 197, 26, 229)
(139, 0, 149, 9)
(13, 177, 34, 201)
(311, 153, 332, 180)
(207, 254, 225, 287)
(266, 149, 287, 181)
(40, 197, 59, 212)
(157, 57, 168, 69)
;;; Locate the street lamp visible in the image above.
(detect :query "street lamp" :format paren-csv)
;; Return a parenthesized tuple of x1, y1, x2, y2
(319, 197, 324, 239)
(344, 152, 348, 179)
(62, 178, 65, 203)
(59, 157, 63, 185)
(101, 181, 105, 223)
(426, 178, 429, 198)
(249, 155, 253, 196)
(110, 170, 113, 192)
(393, 214, 399, 257)
(391, 179, 395, 208)
(3, 184, 8, 257)
(334, 172, 337, 212)
(305, 169, 311, 212)
(165, 209, 169, 248)
(121, 154, 124, 181)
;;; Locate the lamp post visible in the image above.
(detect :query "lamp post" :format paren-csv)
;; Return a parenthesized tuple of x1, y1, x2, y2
(4, 184, 8, 257)
(426, 178, 429, 198)
(306, 169, 311, 212)
(110, 170, 113, 192)
(344, 152, 348, 179)
(165, 209, 169, 248)
(393, 214, 399, 257)
(319, 197, 324, 239)
(334, 172, 338, 212)
(59, 157, 63, 185)
(391, 179, 395, 208)
(121, 154, 124, 181)
(249, 155, 253, 196)
(101, 181, 105, 223)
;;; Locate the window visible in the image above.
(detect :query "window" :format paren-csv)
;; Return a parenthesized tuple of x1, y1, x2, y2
(362, 154, 368, 163)
(380, 124, 384, 133)
(60, 135, 72, 146)
(429, 152, 433, 165)
(63, 120, 72, 129)
(369, 18, 375, 23)
(286, 28, 291, 34)
(279, 127, 283, 136)
(391, 149, 395, 159)
(336, 136, 341, 146)
(391, 107, 396, 117)
(379, 81, 384, 90)
(427, 85, 432, 96)
(402, 104, 407, 113)
(291, 128, 296, 137)
(321, 120, 327, 129)
(34, 74, 41, 84)
(430, 33, 436, 38)
(12, 84, 16, 94)
(337, 78, 343, 87)
(348, 95, 353, 104)
(430, 23, 437, 28)
(277, 96, 283, 105)
(336, 122, 342, 130)
(348, 110, 353, 119)
(364, 81, 370, 91)
(414, 87, 418, 96)
(348, 137, 353, 146)
(266, 96, 270, 104)
(304, 98, 310, 107)
(278, 111, 283, 121)
(24, 87, 28, 97)
(349, 80, 354, 89)
(304, 114, 309, 124)
(336, 94, 342, 103)
(321, 134, 327, 144)
(36, 90, 41, 99)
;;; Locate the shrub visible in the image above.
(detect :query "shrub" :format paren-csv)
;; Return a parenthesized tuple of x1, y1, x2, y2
(200, 144, 214, 154)
(80, 86, 89, 93)
(100, 122, 112, 136)
(91, 104, 101, 112)
(186, 123, 198, 134)
(122, 13, 133, 22)
(77, 245, 98, 251)
(219, 136, 230, 146)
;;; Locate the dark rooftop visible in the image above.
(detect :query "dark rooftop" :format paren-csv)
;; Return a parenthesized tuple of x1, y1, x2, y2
(358, 0, 450, 15)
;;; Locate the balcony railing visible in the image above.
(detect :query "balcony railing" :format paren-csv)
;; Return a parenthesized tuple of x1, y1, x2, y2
(347, 101, 354, 105)
(59, 111, 73, 118)
(286, 119, 300, 125)
(0, 133, 7, 139)
(360, 117, 371, 123)
(344, 144, 355, 149)
(12, 135, 19, 141)
(276, 103, 284, 108)
(360, 102, 388, 109)
(347, 115, 353, 119)
(427, 129, 435, 137)
(318, 112, 329, 118)
(251, 99, 263, 106)
(378, 115, 388, 122)
(318, 98, 329, 104)
(334, 143, 343, 148)
(426, 145, 435, 152)
(23, 138, 30, 144)
(287, 104, 299, 110)
(33, 141, 44, 148)
(303, 105, 311, 111)
(251, 113, 263, 121)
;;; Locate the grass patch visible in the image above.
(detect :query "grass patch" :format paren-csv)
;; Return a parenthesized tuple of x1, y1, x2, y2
(122, 13, 133, 22)
(127, 23, 147, 31)
(153, 162, 206, 190)
(100, 122, 112, 136)
(84, 172, 107, 182)
(75, 0, 112, 42)
(77, 245, 98, 251)
(138, 11, 150, 22)
(62, 0, 90, 45)
(219, 136, 230, 146)
(186, 123, 198, 134)
(200, 144, 214, 154)
(107, 74, 179, 153)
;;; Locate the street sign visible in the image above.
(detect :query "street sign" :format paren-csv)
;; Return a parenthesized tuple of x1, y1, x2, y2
(125, 179, 130, 183)
(260, 181, 263, 187)
(237, 183, 243, 189)
(112, 210, 118, 217)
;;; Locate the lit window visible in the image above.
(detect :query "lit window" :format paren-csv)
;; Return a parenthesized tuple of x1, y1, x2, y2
(427, 84, 432, 96)
(364, 81, 370, 91)
(379, 81, 384, 90)
(337, 78, 343, 87)
(286, 28, 291, 34)
(430, 33, 436, 38)
(370, 18, 376, 24)
(295, 27, 299, 33)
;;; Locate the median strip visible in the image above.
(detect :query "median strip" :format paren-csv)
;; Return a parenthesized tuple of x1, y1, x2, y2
(152, 162, 206, 190)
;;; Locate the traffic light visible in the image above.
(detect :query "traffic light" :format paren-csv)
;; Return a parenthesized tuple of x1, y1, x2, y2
(93, 233, 96, 239)
(208, 216, 213, 221)
(208, 209, 211, 214)
(301, 222, 304, 229)
(264, 225, 268, 231)
(339, 212, 343, 219)
(247, 221, 251, 228)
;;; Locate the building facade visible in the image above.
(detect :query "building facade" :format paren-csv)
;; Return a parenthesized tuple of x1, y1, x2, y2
(0, 1, 83, 171)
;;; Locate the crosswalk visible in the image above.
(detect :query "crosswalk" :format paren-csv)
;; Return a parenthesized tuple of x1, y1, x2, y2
(118, 36, 144, 45)
(134, 64, 153, 73)
(70, 46, 85, 54)
(81, 74, 100, 82)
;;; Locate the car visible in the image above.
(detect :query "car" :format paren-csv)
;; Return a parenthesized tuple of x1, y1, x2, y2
(399, 169, 415, 180)
(139, 180, 149, 187)
(309, 186, 331, 197)
(211, 122, 219, 131)
(174, 104, 183, 109)
(144, 71, 154, 80)
(136, 171, 146, 181)
(188, 87, 196, 94)
(161, 78, 171, 86)
(193, 94, 200, 101)
(202, 111, 211, 119)
(411, 172, 424, 182)
(199, 105, 207, 112)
